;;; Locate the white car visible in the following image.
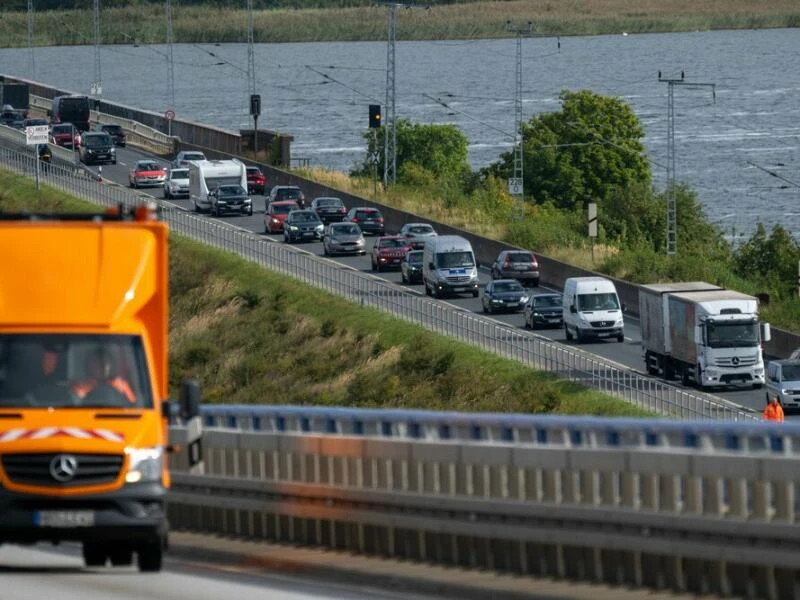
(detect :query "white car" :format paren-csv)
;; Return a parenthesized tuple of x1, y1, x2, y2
(163, 168, 190, 199)
(172, 150, 206, 169)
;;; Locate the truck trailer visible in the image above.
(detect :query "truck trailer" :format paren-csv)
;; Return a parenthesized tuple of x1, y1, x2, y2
(639, 282, 770, 390)
(189, 158, 248, 214)
(0, 203, 203, 572)
(0, 81, 30, 116)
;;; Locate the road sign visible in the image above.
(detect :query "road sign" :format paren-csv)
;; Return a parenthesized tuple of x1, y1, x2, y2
(507, 177, 523, 196)
(26, 125, 49, 146)
(165, 109, 176, 121)
(588, 202, 598, 238)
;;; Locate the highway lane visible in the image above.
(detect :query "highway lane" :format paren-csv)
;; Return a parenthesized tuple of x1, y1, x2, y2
(78, 147, 773, 415)
(0, 544, 434, 600)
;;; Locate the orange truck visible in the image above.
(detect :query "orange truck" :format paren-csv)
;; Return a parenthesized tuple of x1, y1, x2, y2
(0, 203, 202, 572)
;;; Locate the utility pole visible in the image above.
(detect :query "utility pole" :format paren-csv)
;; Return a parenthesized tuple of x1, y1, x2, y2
(658, 71, 715, 256)
(27, 0, 35, 80)
(166, 0, 175, 111)
(506, 21, 531, 221)
(383, 3, 399, 187)
(91, 0, 102, 101)
(246, 0, 259, 157)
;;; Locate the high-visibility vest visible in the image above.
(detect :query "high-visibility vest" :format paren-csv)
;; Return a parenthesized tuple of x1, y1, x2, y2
(763, 403, 784, 422)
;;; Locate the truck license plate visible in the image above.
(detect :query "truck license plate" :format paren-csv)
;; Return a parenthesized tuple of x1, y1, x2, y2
(35, 510, 95, 528)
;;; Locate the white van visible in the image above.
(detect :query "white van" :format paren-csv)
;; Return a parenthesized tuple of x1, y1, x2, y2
(562, 276, 625, 343)
(422, 235, 479, 298)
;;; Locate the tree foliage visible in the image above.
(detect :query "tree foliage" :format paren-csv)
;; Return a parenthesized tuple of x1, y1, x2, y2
(485, 89, 650, 212)
(734, 223, 800, 296)
(353, 118, 470, 185)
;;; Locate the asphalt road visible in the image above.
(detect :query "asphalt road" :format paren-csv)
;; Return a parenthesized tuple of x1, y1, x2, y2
(0, 544, 432, 600)
(68, 146, 779, 416)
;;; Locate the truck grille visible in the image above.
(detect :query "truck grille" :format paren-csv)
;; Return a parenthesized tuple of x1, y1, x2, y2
(446, 276, 471, 283)
(714, 354, 759, 367)
(590, 320, 615, 328)
(2, 453, 124, 487)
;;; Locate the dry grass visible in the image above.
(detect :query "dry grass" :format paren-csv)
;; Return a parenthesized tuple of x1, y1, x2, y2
(0, 1, 798, 47)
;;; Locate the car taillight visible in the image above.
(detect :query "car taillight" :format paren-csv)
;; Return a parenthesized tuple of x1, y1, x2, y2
(339, 208, 346, 213)
(377, 217, 384, 223)
(351, 218, 359, 223)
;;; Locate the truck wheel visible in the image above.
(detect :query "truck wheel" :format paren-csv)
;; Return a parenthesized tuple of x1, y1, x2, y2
(137, 538, 164, 573)
(664, 360, 675, 380)
(681, 365, 691, 386)
(109, 547, 133, 567)
(645, 352, 658, 375)
(83, 542, 108, 567)
(617, 333, 624, 342)
(752, 383, 763, 390)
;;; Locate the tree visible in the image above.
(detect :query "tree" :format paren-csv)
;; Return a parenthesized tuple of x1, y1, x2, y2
(352, 118, 470, 186)
(484, 89, 650, 212)
(734, 223, 800, 295)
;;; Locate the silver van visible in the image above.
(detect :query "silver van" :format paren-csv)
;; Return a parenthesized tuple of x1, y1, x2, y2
(422, 235, 479, 298)
(765, 359, 800, 413)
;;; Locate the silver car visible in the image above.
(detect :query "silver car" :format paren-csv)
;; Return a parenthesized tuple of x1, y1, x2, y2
(399, 222, 438, 249)
(163, 168, 190, 199)
(323, 222, 365, 256)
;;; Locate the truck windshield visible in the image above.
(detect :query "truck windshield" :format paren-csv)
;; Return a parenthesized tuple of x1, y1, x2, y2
(705, 321, 759, 348)
(577, 293, 620, 311)
(0, 334, 153, 409)
(435, 251, 474, 269)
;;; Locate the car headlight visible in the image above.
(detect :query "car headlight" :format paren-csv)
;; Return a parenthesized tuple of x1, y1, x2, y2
(125, 447, 163, 483)
(315, 224, 324, 231)
(614, 319, 624, 327)
(521, 296, 529, 304)
(289, 225, 299, 231)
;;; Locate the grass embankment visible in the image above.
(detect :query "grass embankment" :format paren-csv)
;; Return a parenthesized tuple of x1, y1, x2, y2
(1, 0, 799, 47)
(0, 169, 651, 417)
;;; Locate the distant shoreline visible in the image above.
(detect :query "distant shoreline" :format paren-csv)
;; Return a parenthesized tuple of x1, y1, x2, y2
(0, 1, 798, 48)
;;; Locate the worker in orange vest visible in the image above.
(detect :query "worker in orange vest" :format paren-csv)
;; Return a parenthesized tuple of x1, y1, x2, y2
(72, 347, 136, 404)
(763, 395, 785, 422)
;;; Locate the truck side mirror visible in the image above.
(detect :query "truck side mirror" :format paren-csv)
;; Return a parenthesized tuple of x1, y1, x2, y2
(621, 303, 627, 312)
(570, 305, 577, 314)
(761, 322, 772, 343)
(179, 378, 202, 420)
(428, 262, 434, 270)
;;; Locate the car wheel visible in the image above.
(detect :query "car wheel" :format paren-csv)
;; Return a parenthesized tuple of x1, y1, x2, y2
(248, 208, 253, 216)
(524, 316, 530, 329)
(533, 278, 540, 287)
(323, 246, 329, 256)
(472, 290, 479, 298)
(401, 272, 407, 283)
(194, 201, 201, 213)
(564, 324, 573, 341)
(129, 180, 134, 188)
(164, 189, 169, 199)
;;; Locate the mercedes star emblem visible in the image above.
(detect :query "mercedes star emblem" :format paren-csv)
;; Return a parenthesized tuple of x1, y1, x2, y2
(731, 356, 740, 366)
(50, 454, 78, 482)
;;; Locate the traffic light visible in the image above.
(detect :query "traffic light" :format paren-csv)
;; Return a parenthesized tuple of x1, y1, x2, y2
(250, 94, 261, 117)
(369, 104, 381, 128)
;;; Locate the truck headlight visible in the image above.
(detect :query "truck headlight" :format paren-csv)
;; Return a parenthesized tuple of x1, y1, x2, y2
(125, 447, 163, 483)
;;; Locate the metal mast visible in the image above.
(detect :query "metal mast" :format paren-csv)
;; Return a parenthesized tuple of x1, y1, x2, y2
(166, 0, 175, 109)
(91, 0, 102, 98)
(506, 21, 531, 220)
(383, 3, 398, 187)
(27, 0, 35, 80)
(658, 71, 715, 256)
(246, 0, 256, 99)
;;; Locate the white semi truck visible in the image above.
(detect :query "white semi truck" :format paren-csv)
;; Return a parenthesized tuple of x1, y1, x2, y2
(189, 158, 247, 214)
(639, 282, 770, 390)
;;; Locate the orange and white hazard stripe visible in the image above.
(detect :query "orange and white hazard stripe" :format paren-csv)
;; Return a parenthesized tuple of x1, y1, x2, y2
(0, 427, 124, 444)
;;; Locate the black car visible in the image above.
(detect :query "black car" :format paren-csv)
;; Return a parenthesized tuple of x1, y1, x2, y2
(268, 185, 306, 208)
(79, 132, 116, 165)
(344, 207, 385, 236)
(523, 292, 564, 329)
(209, 184, 253, 217)
(95, 123, 126, 147)
(400, 249, 424, 284)
(481, 279, 529, 314)
(284, 209, 324, 243)
(310, 196, 347, 223)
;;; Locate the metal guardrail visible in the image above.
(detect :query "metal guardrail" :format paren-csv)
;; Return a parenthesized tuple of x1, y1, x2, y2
(0, 143, 759, 422)
(28, 95, 174, 156)
(167, 426, 800, 599)
(197, 405, 794, 452)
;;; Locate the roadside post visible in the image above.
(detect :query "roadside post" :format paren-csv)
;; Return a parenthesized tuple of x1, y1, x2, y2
(588, 202, 598, 262)
(25, 124, 49, 191)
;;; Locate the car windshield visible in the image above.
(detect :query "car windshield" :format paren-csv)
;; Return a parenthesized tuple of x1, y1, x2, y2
(278, 189, 302, 199)
(408, 225, 434, 234)
(184, 153, 205, 161)
(138, 162, 162, 172)
(83, 135, 109, 148)
(407, 252, 423, 264)
(781, 365, 800, 380)
(380, 239, 407, 249)
(435, 251, 475, 269)
(534, 295, 561, 307)
(0, 334, 153, 409)
(493, 281, 524, 293)
(333, 225, 360, 235)
(218, 185, 245, 196)
(171, 169, 189, 180)
(577, 293, 620, 311)
(291, 212, 319, 223)
(103, 125, 122, 134)
(507, 252, 534, 263)
(247, 168, 261, 175)
(316, 198, 342, 207)
(52, 125, 72, 134)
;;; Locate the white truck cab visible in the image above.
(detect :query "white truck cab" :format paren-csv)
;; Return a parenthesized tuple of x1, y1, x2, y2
(563, 276, 625, 343)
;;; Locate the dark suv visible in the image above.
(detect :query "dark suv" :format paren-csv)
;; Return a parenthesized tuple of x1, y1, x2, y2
(79, 132, 116, 165)
(95, 123, 126, 147)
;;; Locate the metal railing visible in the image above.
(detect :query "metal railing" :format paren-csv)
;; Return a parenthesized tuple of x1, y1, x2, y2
(167, 426, 800, 600)
(0, 143, 759, 422)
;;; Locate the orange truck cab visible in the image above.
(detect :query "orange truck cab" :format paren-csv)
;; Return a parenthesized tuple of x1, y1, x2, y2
(0, 203, 202, 572)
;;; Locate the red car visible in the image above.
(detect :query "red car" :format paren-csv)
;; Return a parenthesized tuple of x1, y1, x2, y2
(370, 235, 411, 271)
(50, 123, 81, 149)
(264, 200, 300, 234)
(246, 166, 266, 195)
(129, 160, 167, 189)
